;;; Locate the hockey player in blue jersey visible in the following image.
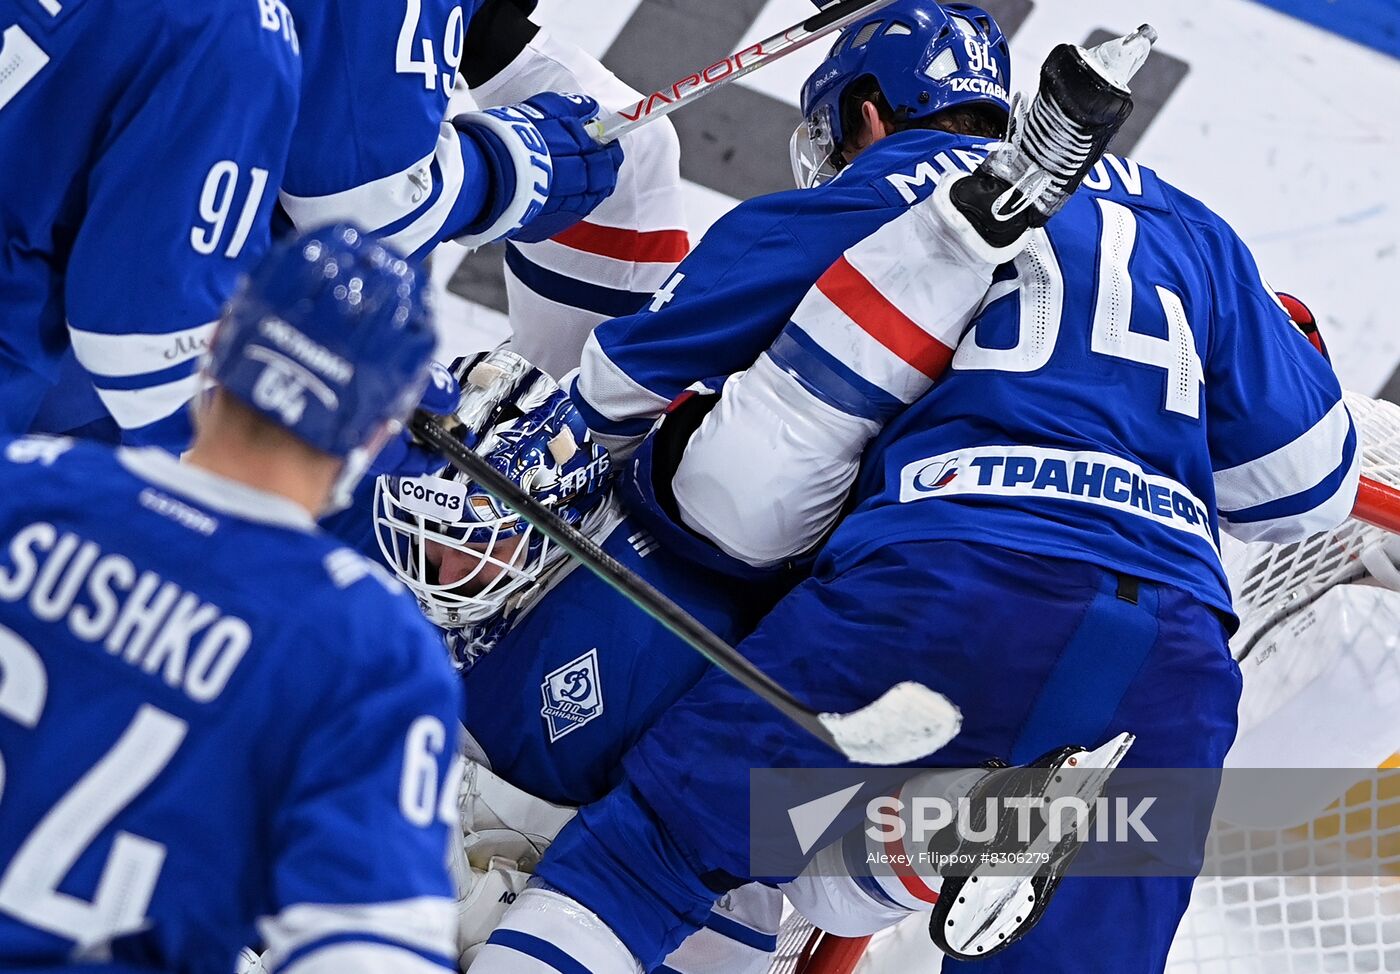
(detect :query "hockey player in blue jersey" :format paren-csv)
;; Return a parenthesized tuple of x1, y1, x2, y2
(0, 225, 464, 972)
(277, 0, 626, 260)
(570, 1, 1015, 458)
(371, 349, 786, 973)
(16, 0, 641, 452)
(469, 7, 1363, 974)
(0, 0, 300, 450)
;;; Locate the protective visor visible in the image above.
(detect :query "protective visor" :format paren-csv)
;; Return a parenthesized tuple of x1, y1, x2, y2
(789, 105, 843, 189)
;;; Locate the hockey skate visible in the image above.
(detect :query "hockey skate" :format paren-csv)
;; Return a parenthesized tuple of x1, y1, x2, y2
(944, 25, 1158, 253)
(926, 732, 1135, 960)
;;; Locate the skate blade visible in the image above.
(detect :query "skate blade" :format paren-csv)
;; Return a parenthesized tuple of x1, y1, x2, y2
(1081, 24, 1158, 92)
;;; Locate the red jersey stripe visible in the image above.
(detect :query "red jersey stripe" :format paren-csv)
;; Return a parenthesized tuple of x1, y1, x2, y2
(815, 256, 953, 380)
(552, 222, 691, 264)
(880, 789, 942, 906)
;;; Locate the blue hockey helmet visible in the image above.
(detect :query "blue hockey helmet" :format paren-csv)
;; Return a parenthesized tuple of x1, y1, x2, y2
(374, 350, 614, 665)
(206, 223, 436, 458)
(790, 1, 1011, 188)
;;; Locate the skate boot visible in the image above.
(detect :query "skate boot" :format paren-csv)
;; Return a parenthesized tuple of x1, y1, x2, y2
(927, 732, 1135, 960)
(941, 25, 1158, 256)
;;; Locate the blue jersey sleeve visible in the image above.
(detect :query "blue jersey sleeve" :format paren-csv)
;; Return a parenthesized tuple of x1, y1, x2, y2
(259, 589, 462, 974)
(61, 1, 300, 451)
(278, 0, 504, 260)
(1185, 201, 1360, 542)
(570, 130, 991, 458)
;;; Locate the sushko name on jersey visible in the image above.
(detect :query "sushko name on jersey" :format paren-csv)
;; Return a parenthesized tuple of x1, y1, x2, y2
(899, 446, 1216, 552)
(0, 521, 250, 704)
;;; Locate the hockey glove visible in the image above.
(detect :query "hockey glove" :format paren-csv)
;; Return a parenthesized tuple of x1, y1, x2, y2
(453, 93, 624, 249)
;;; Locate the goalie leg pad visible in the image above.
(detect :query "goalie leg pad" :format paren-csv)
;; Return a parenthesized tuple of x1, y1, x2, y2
(471, 886, 644, 974)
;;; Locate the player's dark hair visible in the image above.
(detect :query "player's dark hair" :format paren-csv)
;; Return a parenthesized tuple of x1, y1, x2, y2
(839, 75, 1007, 150)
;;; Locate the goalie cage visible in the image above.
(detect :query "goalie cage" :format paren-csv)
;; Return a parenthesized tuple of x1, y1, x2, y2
(769, 391, 1400, 974)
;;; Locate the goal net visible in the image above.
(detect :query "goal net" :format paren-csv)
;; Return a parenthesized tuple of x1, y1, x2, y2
(1166, 392, 1400, 974)
(774, 391, 1400, 974)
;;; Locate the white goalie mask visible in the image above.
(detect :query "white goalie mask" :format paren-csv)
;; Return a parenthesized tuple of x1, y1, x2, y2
(373, 350, 614, 660)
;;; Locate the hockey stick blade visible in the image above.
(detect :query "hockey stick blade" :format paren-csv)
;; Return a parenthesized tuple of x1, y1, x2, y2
(411, 412, 961, 764)
(588, 0, 900, 144)
(818, 681, 963, 766)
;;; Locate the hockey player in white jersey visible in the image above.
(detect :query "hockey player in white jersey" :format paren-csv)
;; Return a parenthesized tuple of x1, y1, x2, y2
(453, 0, 689, 378)
(0, 224, 463, 973)
(0, 0, 300, 450)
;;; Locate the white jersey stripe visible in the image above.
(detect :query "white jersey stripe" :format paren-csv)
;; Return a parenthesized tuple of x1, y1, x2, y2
(1220, 447, 1361, 544)
(257, 898, 457, 972)
(573, 332, 670, 429)
(515, 236, 679, 295)
(382, 124, 466, 258)
(69, 320, 217, 379)
(279, 143, 439, 238)
(279, 940, 452, 974)
(1213, 400, 1354, 511)
(95, 372, 202, 431)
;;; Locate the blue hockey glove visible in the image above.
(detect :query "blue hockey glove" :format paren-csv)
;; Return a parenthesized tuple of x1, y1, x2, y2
(372, 360, 461, 478)
(510, 92, 624, 242)
(452, 93, 624, 249)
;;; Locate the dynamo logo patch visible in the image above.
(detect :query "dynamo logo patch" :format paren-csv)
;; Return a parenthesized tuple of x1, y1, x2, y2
(899, 445, 1218, 551)
(541, 649, 604, 743)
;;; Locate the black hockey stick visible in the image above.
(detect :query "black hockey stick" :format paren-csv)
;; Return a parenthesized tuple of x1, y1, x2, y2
(412, 412, 961, 765)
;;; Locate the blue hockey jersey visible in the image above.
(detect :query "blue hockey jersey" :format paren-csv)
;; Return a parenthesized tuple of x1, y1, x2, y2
(571, 129, 992, 455)
(0, 0, 300, 451)
(0, 439, 461, 973)
(460, 514, 770, 807)
(278, 0, 499, 260)
(830, 157, 1357, 618)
